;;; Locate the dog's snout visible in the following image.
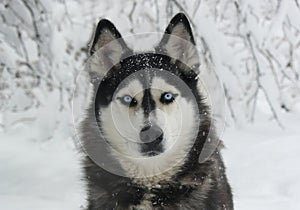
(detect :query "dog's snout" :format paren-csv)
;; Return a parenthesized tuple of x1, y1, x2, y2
(139, 125, 163, 145)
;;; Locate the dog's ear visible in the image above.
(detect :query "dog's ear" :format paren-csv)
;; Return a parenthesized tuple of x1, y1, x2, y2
(156, 13, 199, 71)
(88, 19, 131, 78)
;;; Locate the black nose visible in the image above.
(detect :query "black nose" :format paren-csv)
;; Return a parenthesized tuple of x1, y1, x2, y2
(139, 124, 163, 146)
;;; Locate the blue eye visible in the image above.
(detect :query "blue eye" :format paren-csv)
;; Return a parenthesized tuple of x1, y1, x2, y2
(164, 93, 173, 100)
(161, 92, 176, 104)
(120, 95, 137, 107)
(123, 95, 132, 103)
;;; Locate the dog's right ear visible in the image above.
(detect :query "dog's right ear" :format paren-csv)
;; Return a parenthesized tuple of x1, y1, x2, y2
(156, 13, 199, 72)
(88, 19, 131, 78)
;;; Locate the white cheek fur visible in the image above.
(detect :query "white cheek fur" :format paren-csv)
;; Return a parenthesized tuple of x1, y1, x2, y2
(163, 98, 199, 152)
(100, 103, 143, 157)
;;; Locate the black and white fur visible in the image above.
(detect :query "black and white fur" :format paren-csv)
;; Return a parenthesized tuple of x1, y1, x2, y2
(80, 13, 233, 210)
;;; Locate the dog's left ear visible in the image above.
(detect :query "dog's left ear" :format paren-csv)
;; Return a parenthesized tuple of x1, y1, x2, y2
(90, 19, 130, 56)
(156, 13, 199, 71)
(88, 19, 132, 79)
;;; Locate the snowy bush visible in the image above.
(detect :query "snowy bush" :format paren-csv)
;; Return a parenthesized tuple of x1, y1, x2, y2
(1, 0, 300, 138)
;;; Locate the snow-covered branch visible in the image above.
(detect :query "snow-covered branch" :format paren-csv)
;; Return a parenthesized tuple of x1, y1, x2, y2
(1, 0, 299, 140)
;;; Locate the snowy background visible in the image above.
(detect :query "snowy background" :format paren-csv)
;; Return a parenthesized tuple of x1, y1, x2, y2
(1, 0, 300, 209)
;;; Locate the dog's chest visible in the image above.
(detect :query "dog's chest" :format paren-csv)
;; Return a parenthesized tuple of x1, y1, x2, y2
(125, 183, 194, 210)
(128, 195, 175, 210)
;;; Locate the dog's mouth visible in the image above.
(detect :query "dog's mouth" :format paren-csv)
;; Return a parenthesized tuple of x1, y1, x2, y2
(140, 134, 164, 157)
(144, 150, 162, 157)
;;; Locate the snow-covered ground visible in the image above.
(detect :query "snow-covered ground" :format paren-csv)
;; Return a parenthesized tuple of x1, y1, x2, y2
(0, 130, 86, 210)
(1, 114, 299, 210)
(224, 114, 300, 210)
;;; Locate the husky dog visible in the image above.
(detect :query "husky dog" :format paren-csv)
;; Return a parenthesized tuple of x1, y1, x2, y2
(80, 13, 233, 210)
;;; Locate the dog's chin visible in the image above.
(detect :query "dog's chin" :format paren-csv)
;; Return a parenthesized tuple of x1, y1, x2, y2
(141, 144, 164, 157)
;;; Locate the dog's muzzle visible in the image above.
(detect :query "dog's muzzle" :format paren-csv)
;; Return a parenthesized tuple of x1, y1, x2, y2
(139, 124, 163, 156)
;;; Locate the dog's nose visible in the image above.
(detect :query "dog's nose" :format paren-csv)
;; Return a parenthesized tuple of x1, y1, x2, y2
(139, 124, 163, 145)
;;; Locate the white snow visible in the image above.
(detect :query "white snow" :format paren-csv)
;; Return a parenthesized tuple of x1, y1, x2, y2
(223, 114, 300, 210)
(0, 129, 86, 210)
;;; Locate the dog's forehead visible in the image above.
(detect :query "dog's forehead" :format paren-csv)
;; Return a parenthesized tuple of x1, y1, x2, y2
(115, 75, 179, 96)
(150, 77, 179, 93)
(116, 79, 144, 96)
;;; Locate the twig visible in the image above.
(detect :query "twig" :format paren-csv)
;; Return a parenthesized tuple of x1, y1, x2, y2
(246, 33, 284, 128)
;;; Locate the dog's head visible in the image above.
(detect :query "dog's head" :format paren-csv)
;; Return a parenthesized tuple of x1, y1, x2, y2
(86, 13, 210, 179)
